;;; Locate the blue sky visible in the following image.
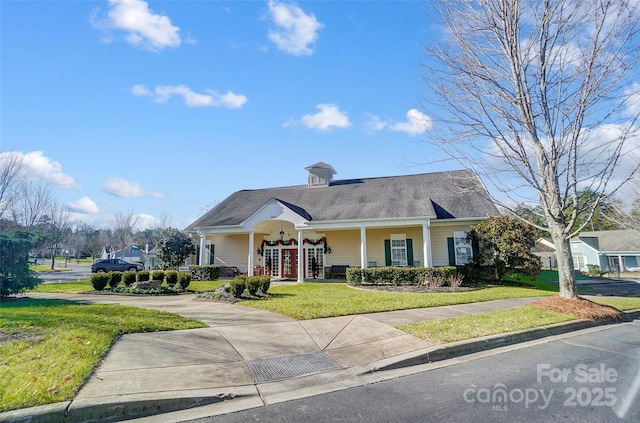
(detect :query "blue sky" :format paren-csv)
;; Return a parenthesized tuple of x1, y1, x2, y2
(2, 0, 450, 230)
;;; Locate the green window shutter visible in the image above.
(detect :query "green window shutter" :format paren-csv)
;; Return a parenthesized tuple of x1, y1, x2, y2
(209, 245, 215, 265)
(407, 239, 414, 266)
(447, 237, 455, 266)
(471, 238, 479, 259)
(196, 245, 200, 265)
(384, 240, 391, 266)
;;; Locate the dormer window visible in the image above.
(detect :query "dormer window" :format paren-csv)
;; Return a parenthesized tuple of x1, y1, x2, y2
(305, 162, 337, 188)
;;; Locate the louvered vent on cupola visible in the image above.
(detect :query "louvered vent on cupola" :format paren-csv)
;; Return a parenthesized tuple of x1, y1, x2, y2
(305, 162, 336, 188)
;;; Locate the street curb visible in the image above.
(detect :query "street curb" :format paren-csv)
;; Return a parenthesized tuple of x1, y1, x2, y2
(2, 310, 638, 422)
(367, 309, 640, 373)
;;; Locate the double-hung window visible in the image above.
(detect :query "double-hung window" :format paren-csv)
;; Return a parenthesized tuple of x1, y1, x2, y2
(391, 235, 408, 266)
(453, 231, 473, 265)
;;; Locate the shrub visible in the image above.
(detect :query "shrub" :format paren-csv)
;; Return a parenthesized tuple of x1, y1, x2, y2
(347, 266, 457, 286)
(587, 264, 607, 278)
(137, 270, 150, 282)
(91, 273, 109, 291)
(189, 265, 220, 281)
(151, 270, 165, 282)
(259, 276, 271, 294)
(108, 271, 122, 288)
(246, 277, 261, 296)
(178, 272, 191, 290)
(447, 273, 465, 289)
(425, 274, 445, 289)
(122, 271, 137, 286)
(230, 276, 246, 298)
(165, 270, 178, 286)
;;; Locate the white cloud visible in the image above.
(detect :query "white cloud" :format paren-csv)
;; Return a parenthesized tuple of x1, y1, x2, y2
(267, 0, 323, 56)
(390, 109, 433, 136)
(67, 197, 100, 215)
(131, 84, 247, 108)
(103, 177, 164, 198)
(17, 151, 77, 188)
(286, 104, 351, 131)
(92, 0, 181, 51)
(363, 114, 388, 133)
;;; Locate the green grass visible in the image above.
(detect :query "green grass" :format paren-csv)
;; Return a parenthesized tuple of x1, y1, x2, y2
(33, 281, 95, 294)
(34, 280, 225, 294)
(591, 297, 640, 311)
(241, 284, 551, 320)
(398, 307, 576, 344)
(0, 298, 206, 412)
(504, 270, 593, 292)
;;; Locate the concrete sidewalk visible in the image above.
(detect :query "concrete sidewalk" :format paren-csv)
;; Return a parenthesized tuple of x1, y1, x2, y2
(2, 291, 635, 423)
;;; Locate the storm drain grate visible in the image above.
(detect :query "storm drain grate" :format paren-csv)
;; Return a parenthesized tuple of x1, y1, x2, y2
(247, 351, 341, 383)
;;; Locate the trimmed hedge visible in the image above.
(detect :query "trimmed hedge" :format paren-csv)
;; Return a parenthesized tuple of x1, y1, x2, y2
(151, 270, 165, 282)
(346, 266, 457, 286)
(107, 271, 122, 288)
(123, 271, 137, 286)
(137, 270, 150, 282)
(230, 275, 246, 298)
(189, 265, 220, 281)
(230, 275, 270, 298)
(178, 271, 191, 289)
(91, 273, 108, 291)
(165, 270, 178, 286)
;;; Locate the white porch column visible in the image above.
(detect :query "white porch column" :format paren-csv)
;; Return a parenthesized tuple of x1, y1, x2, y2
(199, 232, 207, 266)
(248, 231, 254, 275)
(423, 220, 432, 267)
(297, 230, 304, 282)
(360, 227, 368, 268)
(619, 254, 624, 272)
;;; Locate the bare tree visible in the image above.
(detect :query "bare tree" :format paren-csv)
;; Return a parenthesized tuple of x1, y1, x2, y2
(608, 178, 640, 231)
(424, 0, 640, 299)
(113, 210, 141, 252)
(10, 180, 55, 230)
(0, 152, 25, 221)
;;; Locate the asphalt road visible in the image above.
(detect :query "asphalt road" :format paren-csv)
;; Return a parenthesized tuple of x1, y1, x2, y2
(35, 260, 92, 283)
(197, 321, 640, 423)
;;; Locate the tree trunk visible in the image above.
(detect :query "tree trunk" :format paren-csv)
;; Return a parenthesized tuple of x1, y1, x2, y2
(549, 231, 578, 299)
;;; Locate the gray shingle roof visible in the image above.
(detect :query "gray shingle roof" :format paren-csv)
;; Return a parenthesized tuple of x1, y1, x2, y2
(575, 230, 640, 252)
(185, 169, 498, 230)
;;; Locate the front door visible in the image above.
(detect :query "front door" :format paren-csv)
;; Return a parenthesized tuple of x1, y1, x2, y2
(282, 249, 297, 279)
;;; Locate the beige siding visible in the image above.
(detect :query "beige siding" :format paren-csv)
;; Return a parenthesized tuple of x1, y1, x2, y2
(430, 223, 475, 266)
(209, 234, 251, 268)
(366, 227, 424, 267)
(323, 230, 361, 267)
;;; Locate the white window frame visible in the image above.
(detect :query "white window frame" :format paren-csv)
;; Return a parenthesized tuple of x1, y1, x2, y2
(573, 254, 586, 271)
(391, 234, 408, 266)
(264, 248, 280, 278)
(453, 231, 473, 265)
(306, 248, 325, 278)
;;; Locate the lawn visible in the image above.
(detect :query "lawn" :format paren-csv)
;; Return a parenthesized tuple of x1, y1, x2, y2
(0, 298, 206, 412)
(504, 270, 592, 291)
(398, 307, 576, 344)
(241, 284, 552, 320)
(33, 280, 225, 294)
(591, 297, 640, 311)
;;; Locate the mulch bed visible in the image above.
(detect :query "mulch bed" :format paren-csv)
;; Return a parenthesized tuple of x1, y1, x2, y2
(527, 296, 624, 321)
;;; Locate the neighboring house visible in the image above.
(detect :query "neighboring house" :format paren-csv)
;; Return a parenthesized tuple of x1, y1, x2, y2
(569, 230, 640, 272)
(100, 244, 147, 265)
(184, 163, 498, 281)
(535, 230, 640, 272)
(532, 238, 558, 269)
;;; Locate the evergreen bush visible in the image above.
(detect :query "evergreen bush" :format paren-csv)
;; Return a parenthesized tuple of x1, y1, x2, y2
(122, 271, 137, 286)
(137, 270, 150, 282)
(178, 272, 191, 289)
(91, 273, 109, 291)
(165, 270, 178, 286)
(107, 271, 122, 288)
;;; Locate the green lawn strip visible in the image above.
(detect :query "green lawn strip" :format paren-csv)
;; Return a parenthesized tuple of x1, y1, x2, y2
(241, 284, 552, 320)
(33, 281, 95, 294)
(0, 299, 206, 412)
(503, 271, 592, 292)
(398, 307, 576, 344)
(590, 297, 640, 311)
(34, 280, 225, 294)
(186, 281, 226, 292)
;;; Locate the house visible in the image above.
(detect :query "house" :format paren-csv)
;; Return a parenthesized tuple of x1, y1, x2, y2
(569, 230, 640, 272)
(100, 244, 147, 265)
(532, 238, 558, 269)
(184, 163, 498, 281)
